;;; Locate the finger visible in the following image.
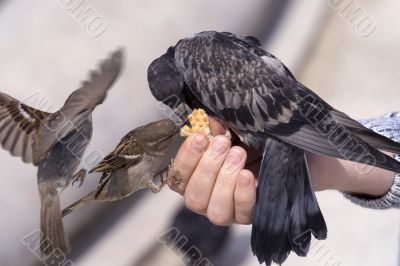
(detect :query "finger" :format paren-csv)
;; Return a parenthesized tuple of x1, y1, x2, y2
(207, 146, 247, 226)
(168, 132, 209, 194)
(209, 117, 226, 135)
(234, 169, 256, 224)
(184, 136, 231, 215)
(246, 159, 261, 179)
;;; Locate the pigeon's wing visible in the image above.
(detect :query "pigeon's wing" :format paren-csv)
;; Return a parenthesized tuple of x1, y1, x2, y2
(175, 31, 302, 133)
(0, 92, 51, 164)
(175, 32, 400, 172)
(90, 130, 143, 173)
(330, 109, 400, 153)
(296, 84, 400, 153)
(36, 48, 124, 163)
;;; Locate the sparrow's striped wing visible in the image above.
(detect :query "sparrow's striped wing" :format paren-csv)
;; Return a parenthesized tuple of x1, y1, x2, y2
(134, 119, 178, 156)
(91, 119, 177, 173)
(175, 31, 400, 172)
(0, 92, 51, 164)
(90, 130, 143, 173)
(36, 48, 124, 163)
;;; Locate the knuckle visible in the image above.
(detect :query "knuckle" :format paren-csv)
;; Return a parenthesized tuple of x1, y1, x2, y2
(174, 160, 192, 175)
(235, 193, 256, 215)
(204, 155, 221, 167)
(231, 145, 247, 155)
(196, 159, 220, 177)
(175, 152, 196, 170)
(207, 207, 231, 226)
(184, 193, 207, 214)
(235, 213, 252, 225)
(218, 172, 237, 187)
(205, 139, 230, 160)
(168, 180, 185, 194)
(235, 192, 252, 207)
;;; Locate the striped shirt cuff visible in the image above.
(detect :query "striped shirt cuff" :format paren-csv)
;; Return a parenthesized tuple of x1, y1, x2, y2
(342, 112, 400, 209)
(343, 170, 400, 209)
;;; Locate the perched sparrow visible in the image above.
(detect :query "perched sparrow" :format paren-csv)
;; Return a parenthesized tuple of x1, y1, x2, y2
(0, 49, 124, 256)
(147, 31, 400, 265)
(62, 119, 178, 216)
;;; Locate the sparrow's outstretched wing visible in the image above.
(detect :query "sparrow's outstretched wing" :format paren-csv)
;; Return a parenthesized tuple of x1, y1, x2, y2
(36, 49, 124, 163)
(58, 48, 124, 121)
(90, 130, 144, 173)
(175, 31, 400, 172)
(0, 92, 51, 164)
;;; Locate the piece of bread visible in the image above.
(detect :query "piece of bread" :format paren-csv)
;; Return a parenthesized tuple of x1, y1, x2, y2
(180, 109, 211, 137)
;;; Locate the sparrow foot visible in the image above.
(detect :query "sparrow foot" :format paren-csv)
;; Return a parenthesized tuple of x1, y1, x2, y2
(71, 169, 87, 188)
(146, 180, 165, 193)
(167, 158, 174, 181)
(148, 163, 173, 193)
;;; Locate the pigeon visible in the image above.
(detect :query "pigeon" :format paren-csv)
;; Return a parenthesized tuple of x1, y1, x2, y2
(0, 48, 124, 256)
(62, 119, 178, 216)
(146, 31, 400, 265)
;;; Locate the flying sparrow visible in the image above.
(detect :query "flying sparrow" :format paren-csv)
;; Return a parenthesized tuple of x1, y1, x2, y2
(62, 119, 178, 216)
(0, 48, 124, 257)
(147, 31, 400, 265)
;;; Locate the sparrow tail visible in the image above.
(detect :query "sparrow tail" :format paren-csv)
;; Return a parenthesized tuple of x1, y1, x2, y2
(39, 186, 71, 257)
(251, 138, 327, 266)
(62, 191, 96, 217)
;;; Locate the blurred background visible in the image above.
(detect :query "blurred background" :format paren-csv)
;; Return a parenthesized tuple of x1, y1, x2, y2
(0, 0, 399, 265)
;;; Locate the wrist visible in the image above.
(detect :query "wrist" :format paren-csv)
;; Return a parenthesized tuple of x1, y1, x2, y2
(349, 164, 395, 197)
(306, 152, 396, 197)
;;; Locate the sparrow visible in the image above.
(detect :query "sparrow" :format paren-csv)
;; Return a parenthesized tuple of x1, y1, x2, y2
(62, 119, 178, 216)
(147, 31, 400, 265)
(0, 48, 124, 257)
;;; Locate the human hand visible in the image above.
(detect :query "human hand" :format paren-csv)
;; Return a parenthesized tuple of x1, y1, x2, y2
(168, 118, 396, 226)
(167, 118, 257, 225)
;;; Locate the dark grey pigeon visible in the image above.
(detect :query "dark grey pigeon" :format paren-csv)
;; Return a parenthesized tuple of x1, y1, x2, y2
(0, 49, 124, 257)
(147, 31, 400, 265)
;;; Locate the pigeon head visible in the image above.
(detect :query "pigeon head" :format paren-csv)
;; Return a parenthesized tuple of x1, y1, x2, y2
(147, 47, 185, 109)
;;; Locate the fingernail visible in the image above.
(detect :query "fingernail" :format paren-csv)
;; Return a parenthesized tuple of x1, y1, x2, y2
(209, 137, 229, 158)
(239, 173, 251, 187)
(225, 149, 243, 171)
(191, 133, 207, 152)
